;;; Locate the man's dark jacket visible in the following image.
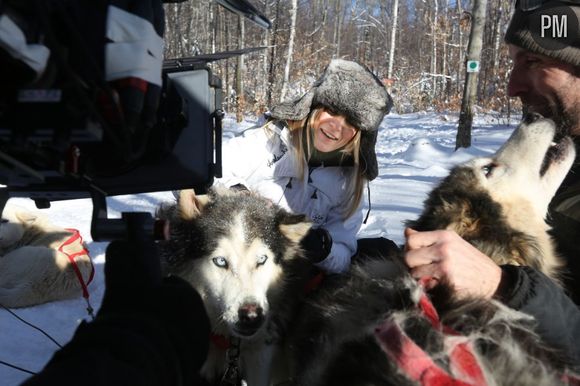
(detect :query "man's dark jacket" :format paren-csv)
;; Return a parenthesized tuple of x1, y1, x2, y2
(498, 265, 580, 369)
(550, 157, 580, 304)
(498, 154, 580, 369)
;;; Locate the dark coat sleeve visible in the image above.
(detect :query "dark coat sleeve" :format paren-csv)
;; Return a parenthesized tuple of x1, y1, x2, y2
(549, 165, 580, 304)
(22, 276, 211, 386)
(22, 219, 211, 386)
(496, 265, 580, 369)
(22, 316, 202, 386)
(550, 210, 580, 304)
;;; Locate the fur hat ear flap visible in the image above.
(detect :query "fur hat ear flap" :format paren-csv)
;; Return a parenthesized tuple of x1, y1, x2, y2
(360, 130, 379, 181)
(268, 89, 315, 122)
(178, 189, 210, 221)
(278, 212, 312, 244)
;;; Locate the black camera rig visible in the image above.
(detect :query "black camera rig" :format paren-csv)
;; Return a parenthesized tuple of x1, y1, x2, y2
(0, 0, 270, 241)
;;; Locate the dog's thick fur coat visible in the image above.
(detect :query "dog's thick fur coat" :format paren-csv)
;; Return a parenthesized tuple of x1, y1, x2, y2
(157, 188, 312, 386)
(289, 116, 577, 385)
(408, 115, 574, 282)
(0, 206, 93, 308)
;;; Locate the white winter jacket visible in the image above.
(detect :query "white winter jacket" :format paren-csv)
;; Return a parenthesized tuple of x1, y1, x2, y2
(216, 121, 363, 273)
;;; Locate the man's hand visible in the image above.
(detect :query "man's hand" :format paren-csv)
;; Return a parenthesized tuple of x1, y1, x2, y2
(404, 228, 502, 299)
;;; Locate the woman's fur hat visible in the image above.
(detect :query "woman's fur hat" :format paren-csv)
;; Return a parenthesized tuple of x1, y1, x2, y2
(269, 59, 393, 181)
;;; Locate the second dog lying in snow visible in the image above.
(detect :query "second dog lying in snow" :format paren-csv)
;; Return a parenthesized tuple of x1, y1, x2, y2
(0, 206, 93, 308)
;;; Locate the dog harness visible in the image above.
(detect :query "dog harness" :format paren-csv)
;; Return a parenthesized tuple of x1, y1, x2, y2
(60, 228, 95, 318)
(374, 293, 489, 386)
(209, 334, 242, 386)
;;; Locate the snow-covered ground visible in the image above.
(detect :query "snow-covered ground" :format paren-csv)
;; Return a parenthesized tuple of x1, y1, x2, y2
(0, 111, 520, 385)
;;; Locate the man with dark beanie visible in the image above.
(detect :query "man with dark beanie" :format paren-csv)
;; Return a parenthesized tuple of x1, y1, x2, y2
(404, 0, 580, 370)
(505, 0, 580, 304)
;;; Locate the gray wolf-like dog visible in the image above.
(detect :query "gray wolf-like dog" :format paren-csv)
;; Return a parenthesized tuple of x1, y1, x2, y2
(157, 188, 312, 386)
(289, 114, 577, 386)
(0, 205, 93, 308)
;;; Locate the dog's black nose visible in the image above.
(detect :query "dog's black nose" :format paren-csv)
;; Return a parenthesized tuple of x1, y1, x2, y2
(238, 303, 264, 332)
(522, 112, 544, 124)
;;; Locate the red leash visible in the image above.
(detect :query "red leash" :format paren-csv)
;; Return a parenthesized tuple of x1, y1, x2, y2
(374, 292, 488, 386)
(60, 229, 95, 317)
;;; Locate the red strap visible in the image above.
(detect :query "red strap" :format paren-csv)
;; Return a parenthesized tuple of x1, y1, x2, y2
(419, 293, 441, 329)
(375, 318, 478, 386)
(380, 288, 580, 385)
(210, 333, 230, 350)
(60, 229, 94, 300)
(374, 288, 489, 386)
(419, 293, 459, 335)
(303, 272, 325, 294)
(448, 340, 487, 385)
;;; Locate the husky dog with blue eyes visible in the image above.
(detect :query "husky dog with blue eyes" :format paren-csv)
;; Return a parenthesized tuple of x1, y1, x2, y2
(157, 187, 312, 386)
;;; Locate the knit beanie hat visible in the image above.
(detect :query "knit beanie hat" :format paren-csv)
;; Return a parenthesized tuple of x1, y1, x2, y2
(268, 59, 393, 181)
(505, 1, 580, 67)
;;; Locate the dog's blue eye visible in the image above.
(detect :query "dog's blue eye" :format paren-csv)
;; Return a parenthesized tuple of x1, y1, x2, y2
(256, 254, 268, 266)
(212, 256, 228, 268)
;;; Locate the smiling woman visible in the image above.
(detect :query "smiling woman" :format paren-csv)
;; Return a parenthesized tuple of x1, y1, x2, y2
(217, 59, 394, 274)
(312, 110, 358, 152)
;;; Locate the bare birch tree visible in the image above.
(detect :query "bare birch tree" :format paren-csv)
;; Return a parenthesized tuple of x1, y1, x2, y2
(387, 0, 399, 81)
(333, 0, 343, 58)
(430, 0, 439, 98)
(267, 0, 282, 107)
(259, 1, 270, 112)
(236, 16, 245, 122)
(280, 0, 298, 101)
(456, 0, 488, 149)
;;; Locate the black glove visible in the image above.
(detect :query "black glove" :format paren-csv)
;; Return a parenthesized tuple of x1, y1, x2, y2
(300, 227, 333, 263)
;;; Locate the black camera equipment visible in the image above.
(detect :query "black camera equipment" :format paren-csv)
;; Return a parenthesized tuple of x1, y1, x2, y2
(0, 0, 270, 242)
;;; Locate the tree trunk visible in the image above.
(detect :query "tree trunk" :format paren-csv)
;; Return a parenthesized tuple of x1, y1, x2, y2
(318, 0, 329, 62)
(387, 0, 399, 81)
(211, 2, 217, 54)
(280, 0, 298, 101)
(456, 0, 464, 95)
(456, 0, 488, 150)
(430, 0, 438, 99)
(224, 11, 231, 112)
(333, 0, 343, 58)
(267, 0, 282, 107)
(261, 0, 270, 111)
(236, 16, 245, 122)
(492, 3, 504, 69)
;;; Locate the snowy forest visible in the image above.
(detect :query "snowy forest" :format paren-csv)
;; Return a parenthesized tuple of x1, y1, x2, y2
(163, 0, 518, 119)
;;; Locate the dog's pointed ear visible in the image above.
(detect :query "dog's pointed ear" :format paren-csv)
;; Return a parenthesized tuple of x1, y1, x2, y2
(14, 210, 38, 225)
(278, 213, 312, 243)
(178, 189, 211, 220)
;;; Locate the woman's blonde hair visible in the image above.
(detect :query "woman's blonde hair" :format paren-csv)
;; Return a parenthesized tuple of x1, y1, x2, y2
(283, 107, 366, 219)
